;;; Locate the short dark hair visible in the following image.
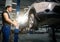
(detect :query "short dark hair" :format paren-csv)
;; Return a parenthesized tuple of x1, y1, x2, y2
(5, 5, 12, 9)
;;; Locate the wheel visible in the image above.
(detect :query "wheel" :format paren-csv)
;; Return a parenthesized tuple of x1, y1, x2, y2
(28, 13, 38, 30)
(29, 13, 35, 28)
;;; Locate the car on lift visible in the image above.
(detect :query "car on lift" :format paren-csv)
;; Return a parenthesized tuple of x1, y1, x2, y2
(16, 1, 60, 31)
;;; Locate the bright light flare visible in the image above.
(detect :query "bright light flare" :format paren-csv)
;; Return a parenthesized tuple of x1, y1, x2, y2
(16, 14, 28, 25)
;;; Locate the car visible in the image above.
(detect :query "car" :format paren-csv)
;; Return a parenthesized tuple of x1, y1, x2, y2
(16, 2, 60, 31)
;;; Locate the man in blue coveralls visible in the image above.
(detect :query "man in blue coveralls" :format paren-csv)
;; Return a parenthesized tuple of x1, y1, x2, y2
(2, 5, 19, 42)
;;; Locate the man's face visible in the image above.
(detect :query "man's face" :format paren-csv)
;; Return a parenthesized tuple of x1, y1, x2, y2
(8, 7, 12, 12)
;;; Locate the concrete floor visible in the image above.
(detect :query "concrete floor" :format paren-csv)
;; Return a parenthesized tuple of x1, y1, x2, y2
(0, 25, 60, 42)
(0, 31, 60, 42)
(0, 32, 51, 42)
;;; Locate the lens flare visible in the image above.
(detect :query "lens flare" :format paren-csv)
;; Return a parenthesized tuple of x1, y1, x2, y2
(16, 14, 28, 25)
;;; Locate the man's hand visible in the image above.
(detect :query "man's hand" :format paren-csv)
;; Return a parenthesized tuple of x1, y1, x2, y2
(13, 20, 19, 27)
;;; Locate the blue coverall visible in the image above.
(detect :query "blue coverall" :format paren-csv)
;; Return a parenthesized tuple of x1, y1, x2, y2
(2, 24, 11, 42)
(2, 25, 20, 42)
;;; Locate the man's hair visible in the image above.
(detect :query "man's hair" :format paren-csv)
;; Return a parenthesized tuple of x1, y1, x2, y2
(5, 5, 12, 9)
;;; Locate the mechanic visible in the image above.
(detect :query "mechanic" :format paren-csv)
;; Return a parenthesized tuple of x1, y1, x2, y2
(2, 5, 18, 42)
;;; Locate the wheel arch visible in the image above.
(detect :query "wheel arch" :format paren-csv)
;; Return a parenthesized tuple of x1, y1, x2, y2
(29, 7, 36, 15)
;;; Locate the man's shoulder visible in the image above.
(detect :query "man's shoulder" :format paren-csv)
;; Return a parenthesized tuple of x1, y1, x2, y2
(2, 11, 8, 14)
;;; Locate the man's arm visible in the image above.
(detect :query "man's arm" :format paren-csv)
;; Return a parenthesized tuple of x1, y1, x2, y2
(3, 13, 18, 26)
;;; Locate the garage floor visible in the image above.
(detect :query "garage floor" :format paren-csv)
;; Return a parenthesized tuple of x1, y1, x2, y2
(0, 30, 60, 42)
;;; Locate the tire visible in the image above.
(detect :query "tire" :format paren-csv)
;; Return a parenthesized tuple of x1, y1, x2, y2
(28, 13, 38, 30)
(29, 13, 35, 28)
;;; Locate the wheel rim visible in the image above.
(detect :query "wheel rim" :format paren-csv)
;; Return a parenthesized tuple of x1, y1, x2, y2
(29, 14, 34, 28)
